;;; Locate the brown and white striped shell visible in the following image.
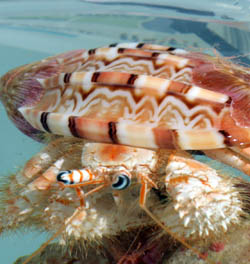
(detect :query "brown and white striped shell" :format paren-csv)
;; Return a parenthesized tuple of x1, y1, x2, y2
(1, 43, 250, 149)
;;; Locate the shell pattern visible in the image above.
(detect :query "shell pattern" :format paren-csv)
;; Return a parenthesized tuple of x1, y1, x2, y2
(1, 43, 250, 149)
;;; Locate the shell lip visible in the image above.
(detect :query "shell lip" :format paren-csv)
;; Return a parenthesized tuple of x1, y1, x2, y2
(0, 64, 47, 142)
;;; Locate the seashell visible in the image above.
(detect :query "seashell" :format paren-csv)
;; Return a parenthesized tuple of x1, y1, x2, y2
(1, 43, 250, 148)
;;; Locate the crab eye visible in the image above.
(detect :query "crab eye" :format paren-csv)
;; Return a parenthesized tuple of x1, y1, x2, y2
(57, 170, 72, 184)
(112, 174, 131, 190)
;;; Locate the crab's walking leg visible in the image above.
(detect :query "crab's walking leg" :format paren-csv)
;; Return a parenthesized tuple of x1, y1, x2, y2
(0, 140, 85, 264)
(18, 138, 66, 184)
(27, 158, 65, 191)
(204, 147, 250, 177)
(22, 170, 107, 264)
(0, 138, 85, 238)
(23, 170, 109, 263)
(139, 153, 216, 264)
(1, 142, 67, 228)
(25, 138, 84, 191)
(19, 137, 82, 187)
(231, 146, 250, 159)
(139, 178, 149, 207)
(158, 152, 245, 264)
(65, 183, 108, 207)
(74, 187, 85, 207)
(64, 182, 108, 208)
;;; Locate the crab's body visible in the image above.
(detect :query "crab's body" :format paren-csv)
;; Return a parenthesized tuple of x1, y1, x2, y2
(0, 43, 250, 263)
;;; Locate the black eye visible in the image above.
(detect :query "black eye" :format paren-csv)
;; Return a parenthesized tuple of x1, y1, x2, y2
(112, 174, 131, 190)
(57, 170, 71, 184)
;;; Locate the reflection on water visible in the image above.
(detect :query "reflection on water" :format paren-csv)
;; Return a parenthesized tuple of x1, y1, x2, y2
(0, 0, 250, 59)
(0, 1, 250, 263)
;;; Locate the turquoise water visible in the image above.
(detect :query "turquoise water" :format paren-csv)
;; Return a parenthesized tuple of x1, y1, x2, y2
(0, 45, 48, 264)
(0, 1, 250, 263)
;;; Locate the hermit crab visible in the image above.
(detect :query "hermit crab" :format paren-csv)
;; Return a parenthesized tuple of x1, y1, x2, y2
(0, 43, 250, 264)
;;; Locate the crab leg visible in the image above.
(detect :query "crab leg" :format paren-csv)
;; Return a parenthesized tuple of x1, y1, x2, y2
(19, 138, 64, 184)
(72, 185, 108, 207)
(27, 158, 65, 191)
(21, 150, 52, 182)
(231, 146, 250, 160)
(160, 152, 243, 239)
(74, 187, 85, 207)
(204, 147, 250, 177)
(138, 176, 151, 207)
(137, 156, 211, 263)
(155, 152, 244, 263)
(0, 138, 81, 224)
(18, 137, 82, 185)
